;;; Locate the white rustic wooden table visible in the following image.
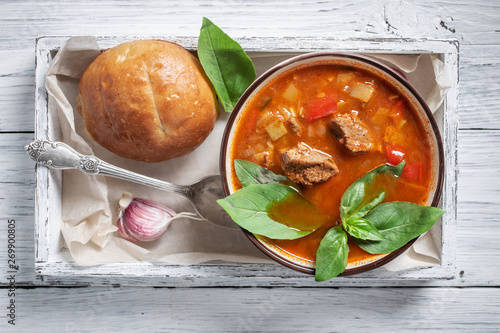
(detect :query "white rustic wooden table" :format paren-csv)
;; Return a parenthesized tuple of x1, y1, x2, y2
(1, 1, 499, 331)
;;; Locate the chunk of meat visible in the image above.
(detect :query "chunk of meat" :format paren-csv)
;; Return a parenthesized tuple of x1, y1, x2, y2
(329, 112, 375, 154)
(279, 143, 339, 186)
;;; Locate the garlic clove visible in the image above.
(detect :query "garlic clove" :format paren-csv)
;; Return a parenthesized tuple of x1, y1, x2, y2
(116, 193, 176, 242)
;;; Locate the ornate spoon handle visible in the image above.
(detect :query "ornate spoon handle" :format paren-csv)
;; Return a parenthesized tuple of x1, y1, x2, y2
(24, 140, 187, 195)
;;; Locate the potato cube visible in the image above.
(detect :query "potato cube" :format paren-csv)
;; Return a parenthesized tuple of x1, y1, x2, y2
(265, 122, 288, 141)
(350, 83, 375, 102)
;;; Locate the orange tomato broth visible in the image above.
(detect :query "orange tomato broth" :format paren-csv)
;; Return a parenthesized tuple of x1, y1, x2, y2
(229, 63, 432, 265)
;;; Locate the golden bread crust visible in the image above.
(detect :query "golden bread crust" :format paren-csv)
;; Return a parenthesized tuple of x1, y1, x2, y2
(77, 40, 218, 162)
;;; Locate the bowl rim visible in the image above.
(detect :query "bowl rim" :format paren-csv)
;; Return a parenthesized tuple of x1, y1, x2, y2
(219, 51, 445, 276)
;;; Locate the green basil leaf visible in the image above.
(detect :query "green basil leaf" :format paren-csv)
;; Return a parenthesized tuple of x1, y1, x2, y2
(217, 183, 319, 240)
(315, 227, 349, 281)
(339, 180, 365, 220)
(197, 17, 256, 113)
(340, 162, 405, 220)
(350, 191, 386, 220)
(355, 202, 445, 254)
(344, 218, 383, 241)
(235, 159, 288, 187)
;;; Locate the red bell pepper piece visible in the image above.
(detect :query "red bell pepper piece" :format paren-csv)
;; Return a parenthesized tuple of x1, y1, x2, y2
(305, 96, 337, 122)
(385, 144, 406, 166)
(402, 162, 423, 181)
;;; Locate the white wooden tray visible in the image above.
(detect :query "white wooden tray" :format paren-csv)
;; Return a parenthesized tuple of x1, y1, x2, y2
(34, 36, 458, 286)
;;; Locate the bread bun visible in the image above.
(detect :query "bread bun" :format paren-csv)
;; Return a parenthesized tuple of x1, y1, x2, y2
(77, 40, 218, 162)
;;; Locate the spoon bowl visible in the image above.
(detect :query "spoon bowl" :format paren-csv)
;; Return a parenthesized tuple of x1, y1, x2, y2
(187, 174, 237, 229)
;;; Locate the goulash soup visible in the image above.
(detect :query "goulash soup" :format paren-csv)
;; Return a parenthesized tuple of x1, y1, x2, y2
(229, 62, 432, 265)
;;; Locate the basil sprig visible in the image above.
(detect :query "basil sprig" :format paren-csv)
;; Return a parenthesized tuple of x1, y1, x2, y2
(197, 17, 256, 113)
(315, 161, 444, 281)
(218, 160, 444, 282)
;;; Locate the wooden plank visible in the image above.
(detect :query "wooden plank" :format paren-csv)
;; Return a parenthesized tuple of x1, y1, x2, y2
(0, 0, 498, 47)
(0, 130, 499, 287)
(0, 50, 34, 77)
(456, 129, 500, 284)
(0, 287, 499, 331)
(0, 133, 37, 285)
(0, 77, 35, 132)
(458, 45, 500, 130)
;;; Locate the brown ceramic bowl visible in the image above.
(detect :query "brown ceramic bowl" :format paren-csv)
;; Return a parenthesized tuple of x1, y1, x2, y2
(220, 52, 444, 276)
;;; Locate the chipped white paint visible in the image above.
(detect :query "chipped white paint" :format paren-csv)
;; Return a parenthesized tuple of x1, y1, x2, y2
(0, 0, 499, 331)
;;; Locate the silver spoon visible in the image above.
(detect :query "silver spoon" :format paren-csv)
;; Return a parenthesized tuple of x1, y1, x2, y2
(24, 139, 237, 230)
